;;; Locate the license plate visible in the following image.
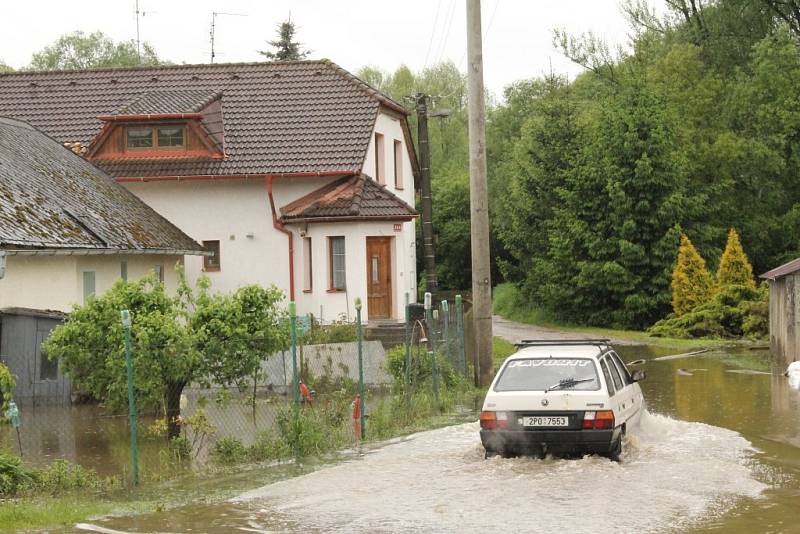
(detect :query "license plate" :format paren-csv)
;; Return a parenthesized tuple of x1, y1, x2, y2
(521, 416, 569, 427)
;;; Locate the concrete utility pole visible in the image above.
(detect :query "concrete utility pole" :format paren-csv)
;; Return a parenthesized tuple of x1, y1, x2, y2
(466, 0, 493, 387)
(415, 93, 438, 295)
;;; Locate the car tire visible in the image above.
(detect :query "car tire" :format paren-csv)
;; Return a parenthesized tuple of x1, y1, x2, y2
(609, 429, 625, 462)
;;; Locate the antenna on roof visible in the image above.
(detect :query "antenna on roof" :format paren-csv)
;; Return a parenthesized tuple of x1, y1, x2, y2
(210, 11, 247, 64)
(134, 1, 157, 64)
(135, 0, 141, 62)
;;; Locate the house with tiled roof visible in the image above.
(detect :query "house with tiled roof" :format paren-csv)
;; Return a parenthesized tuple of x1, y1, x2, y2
(0, 116, 205, 404)
(0, 60, 420, 321)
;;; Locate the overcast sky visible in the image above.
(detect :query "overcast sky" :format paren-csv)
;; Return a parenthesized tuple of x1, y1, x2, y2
(1, 1, 665, 98)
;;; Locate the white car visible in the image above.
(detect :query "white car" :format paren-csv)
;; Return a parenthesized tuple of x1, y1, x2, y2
(786, 361, 800, 390)
(480, 339, 646, 461)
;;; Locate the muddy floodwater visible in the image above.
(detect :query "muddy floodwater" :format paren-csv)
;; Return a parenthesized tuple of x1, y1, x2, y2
(75, 346, 799, 533)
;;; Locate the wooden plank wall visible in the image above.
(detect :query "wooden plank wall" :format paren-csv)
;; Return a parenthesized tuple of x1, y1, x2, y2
(0, 314, 70, 406)
(769, 275, 800, 367)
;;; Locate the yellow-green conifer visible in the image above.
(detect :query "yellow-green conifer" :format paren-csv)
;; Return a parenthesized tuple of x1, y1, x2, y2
(717, 228, 755, 290)
(671, 234, 714, 316)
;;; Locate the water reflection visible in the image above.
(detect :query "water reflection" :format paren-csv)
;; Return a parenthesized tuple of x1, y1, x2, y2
(10, 345, 800, 533)
(0, 391, 294, 476)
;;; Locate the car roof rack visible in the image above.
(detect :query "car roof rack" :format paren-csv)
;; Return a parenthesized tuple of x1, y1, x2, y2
(514, 338, 611, 348)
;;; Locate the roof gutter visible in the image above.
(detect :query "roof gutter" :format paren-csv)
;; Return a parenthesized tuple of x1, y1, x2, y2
(116, 170, 356, 184)
(266, 176, 296, 301)
(98, 113, 204, 122)
(2, 248, 209, 257)
(282, 215, 417, 224)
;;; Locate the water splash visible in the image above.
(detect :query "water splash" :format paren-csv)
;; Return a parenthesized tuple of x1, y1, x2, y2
(234, 412, 765, 533)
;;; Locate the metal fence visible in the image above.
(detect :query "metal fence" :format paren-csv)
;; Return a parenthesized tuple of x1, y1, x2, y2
(0, 293, 474, 488)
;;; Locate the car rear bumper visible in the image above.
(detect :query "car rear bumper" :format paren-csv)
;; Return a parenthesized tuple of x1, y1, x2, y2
(480, 428, 620, 456)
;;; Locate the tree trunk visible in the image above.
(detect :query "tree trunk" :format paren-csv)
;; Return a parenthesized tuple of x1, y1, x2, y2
(165, 382, 185, 440)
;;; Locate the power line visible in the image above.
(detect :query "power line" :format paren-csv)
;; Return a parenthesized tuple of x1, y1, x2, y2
(423, 0, 443, 69)
(433, 0, 457, 67)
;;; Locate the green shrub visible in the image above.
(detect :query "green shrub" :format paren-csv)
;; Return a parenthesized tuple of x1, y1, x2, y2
(0, 452, 36, 496)
(168, 436, 192, 461)
(275, 407, 335, 457)
(0, 363, 15, 424)
(211, 436, 247, 465)
(249, 429, 292, 461)
(33, 460, 106, 494)
(649, 283, 767, 339)
(0, 453, 116, 497)
(302, 316, 358, 344)
(386, 345, 464, 393)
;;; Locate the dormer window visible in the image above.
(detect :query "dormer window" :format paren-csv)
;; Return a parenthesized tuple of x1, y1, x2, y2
(89, 90, 224, 161)
(126, 126, 185, 150)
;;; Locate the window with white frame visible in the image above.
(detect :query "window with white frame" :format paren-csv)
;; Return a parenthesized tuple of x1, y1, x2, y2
(374, 132, 385, 183)
(328, 236, 346, 290)
(393, 139, 403, 189)
(303, 237, 313, 291)
(82, 271, 96, 303)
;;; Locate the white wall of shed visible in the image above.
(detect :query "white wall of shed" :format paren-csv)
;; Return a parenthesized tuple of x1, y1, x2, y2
(0, 254, 183, 313)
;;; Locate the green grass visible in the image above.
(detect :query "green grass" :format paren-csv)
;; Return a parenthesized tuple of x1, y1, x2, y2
(492, 336, 517, 366)
(0, 495, 154, 533)
(492, 282, 750, 352)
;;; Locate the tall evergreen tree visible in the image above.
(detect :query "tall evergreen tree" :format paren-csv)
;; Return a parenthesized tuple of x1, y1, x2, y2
(671, 234, 714, 315)
(542, 81, 693, 328)
(717, 228, 756, 289)
(259, 20, 310, 61)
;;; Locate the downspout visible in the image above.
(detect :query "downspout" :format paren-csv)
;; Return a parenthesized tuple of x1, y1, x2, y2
(266, 176, 295, 300)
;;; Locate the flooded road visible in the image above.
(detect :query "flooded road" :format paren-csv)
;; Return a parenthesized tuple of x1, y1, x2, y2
(78, 346, 800, 533)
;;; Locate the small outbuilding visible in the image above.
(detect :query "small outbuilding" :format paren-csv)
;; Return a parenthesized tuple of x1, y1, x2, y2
(0, 116, 205, 405)
(760, 258, 800, 367)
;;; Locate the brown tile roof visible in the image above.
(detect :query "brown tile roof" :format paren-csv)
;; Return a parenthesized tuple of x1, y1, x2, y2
(760, 257, 800, 280)
(0, 117, 203, 253)
(0, 60, 412, 178)
(280, 174, 417, 222)
(112, 89, 221, 115)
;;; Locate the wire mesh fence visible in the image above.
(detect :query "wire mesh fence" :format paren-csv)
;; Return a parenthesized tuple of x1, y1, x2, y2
(0, 293, 476, 491)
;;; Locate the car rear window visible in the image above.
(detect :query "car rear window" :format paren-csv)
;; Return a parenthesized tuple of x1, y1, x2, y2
(493, 358, 600, 392)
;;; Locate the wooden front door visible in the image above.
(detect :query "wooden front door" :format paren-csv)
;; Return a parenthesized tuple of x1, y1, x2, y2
(366, 237, 393, 319)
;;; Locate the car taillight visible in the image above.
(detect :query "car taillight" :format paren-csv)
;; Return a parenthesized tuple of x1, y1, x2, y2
(480, 411, 509, 429)
(582, 410, 614, 430)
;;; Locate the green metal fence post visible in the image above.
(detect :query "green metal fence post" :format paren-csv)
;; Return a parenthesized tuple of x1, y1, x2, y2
(404, 292, 411, 396)
(424, 292, 435, 354)
(289, 301, 299, 410)
(455, 295, 467, 378)
(424, 293, 439, 406)
(121, 310, 139, 486)
(430, 350, 439, 407)
(441, 299, 450, 364)
(355, 298, 365, 440)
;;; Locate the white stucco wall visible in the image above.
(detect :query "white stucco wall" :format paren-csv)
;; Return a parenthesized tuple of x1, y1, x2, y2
(296, 220, 416, 322)
(120, 109, 419, 322)
(0, 254, 183, 313)
(362, 110, 416, 207)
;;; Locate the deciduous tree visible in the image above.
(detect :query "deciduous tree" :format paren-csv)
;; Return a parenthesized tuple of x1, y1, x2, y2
(28, 31, 161, 70)
(43, 271, 289, 438)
